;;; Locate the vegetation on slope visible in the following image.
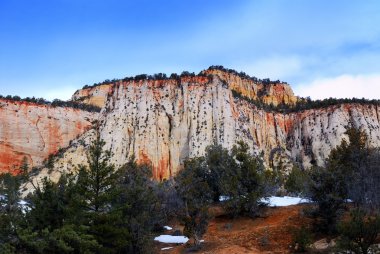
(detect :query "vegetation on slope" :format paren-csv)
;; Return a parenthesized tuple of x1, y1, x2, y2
(82, 65, 283, 90)
(232, 89, 380, 113)
(0, 94, 101, 112)
(0, 136, 274, 253)
(286, 128, 380, 253)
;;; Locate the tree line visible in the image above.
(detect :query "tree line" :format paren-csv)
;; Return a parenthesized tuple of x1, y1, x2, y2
(0, 95, 101, 113)
(207, 65, 283, 85)
(232, 89, 380, 113)
(82, 71, 214, 90)
(81, 65, 279, 90)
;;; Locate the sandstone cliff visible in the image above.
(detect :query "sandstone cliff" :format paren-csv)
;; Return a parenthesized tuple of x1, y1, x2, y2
(95, 76, 380, 179)
(0, 99, 98, 174)
(47, 71, 378, 181)
(2, 67, 380, 183)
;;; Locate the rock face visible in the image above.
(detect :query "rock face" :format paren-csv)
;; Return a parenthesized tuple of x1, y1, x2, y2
(0, 99, 97, 174)
(2, 67, 380, 181)
(66, 72, 380, 180)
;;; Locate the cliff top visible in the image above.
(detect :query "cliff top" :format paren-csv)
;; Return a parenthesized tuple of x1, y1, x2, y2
(72, 66, 298, 108)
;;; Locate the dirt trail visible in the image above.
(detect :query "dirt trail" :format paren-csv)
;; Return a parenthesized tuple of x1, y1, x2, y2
(156, 204, 312, 254)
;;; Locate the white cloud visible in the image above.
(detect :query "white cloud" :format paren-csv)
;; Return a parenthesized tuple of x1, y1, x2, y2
(294, 74, 380, 100)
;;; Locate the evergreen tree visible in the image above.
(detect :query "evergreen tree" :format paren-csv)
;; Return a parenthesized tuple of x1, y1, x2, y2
(114, 158, 161, 254)
(223, 141, 268, 217)
(308, 165, 346, 234)
(175, 157, 213, 248)
(307, 128, 375, 233)
(20, 156, 29, 175)
(75, 134, 127, 253)
(27, 177, 66, 231)
(0, 174, 24, 252)
(203, 145, 235, 202)
(76, 134, 117, 213)
(285, 166, 309, 196)
(338, 209, 380, 254)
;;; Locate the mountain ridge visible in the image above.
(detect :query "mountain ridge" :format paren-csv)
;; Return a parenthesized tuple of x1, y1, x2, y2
(1, 66, 380, 185)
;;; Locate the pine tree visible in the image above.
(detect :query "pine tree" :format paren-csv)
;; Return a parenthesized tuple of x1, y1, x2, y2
(112, 158, 160, 253)
(20, 156, 29, 175)
(338, 209, 380, 254)
(75, 134, 127, 253)
(0, 174, 24, 252)
(27, 177, 66, 231)
(307, 128, 376, 233)
(76, 134, 117, 213)
(223, 141, 268, 217)
(203, 145, 234, 202)
(175, 157, 212, 248)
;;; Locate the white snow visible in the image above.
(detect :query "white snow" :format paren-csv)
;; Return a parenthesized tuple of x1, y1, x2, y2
(18, 200, 28, 206)
(219, 195, 230, 201)
(262, 196, 311, 207)
(163, 226, 172, 230)
(0, 197, 30, 213)
(161, 247, 174, 250)
(154, 235, 189, 244)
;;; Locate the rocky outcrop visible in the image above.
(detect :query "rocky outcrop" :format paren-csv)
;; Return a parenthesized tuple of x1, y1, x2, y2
(202, 68, 298, 106)
(0, 99, 98, 174)
(72, 84, 112, 108)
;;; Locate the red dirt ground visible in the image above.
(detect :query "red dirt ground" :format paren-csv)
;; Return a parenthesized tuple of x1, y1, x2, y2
(155, 204, 314, 254)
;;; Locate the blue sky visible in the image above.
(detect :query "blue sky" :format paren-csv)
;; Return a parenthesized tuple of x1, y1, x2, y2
(1, 0, 380, 100)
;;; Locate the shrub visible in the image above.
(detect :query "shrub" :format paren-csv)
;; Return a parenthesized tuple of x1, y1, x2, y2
(291, 226, 313, 253)
(175, 157, 213, 247)
(285, 166, 310, 196)
(338, 209, 380, 254)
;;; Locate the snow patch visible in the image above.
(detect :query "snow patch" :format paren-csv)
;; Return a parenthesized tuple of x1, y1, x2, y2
(262, 196, 311, 207)
(154, 235, 189, 244)
(163, 226, 172, 230)
(219, 195, 230, 201)
(161, 247, 174, 250)
(18, 200, 31, 213)
(1, 196, 30, 213)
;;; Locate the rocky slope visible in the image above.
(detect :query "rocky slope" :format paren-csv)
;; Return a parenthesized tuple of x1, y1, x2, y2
(2, 67, 380, 182)
(0, 99, 98, 174)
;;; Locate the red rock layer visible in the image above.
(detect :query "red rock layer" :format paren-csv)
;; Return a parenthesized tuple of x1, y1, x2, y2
(0, 99, 97, 174)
